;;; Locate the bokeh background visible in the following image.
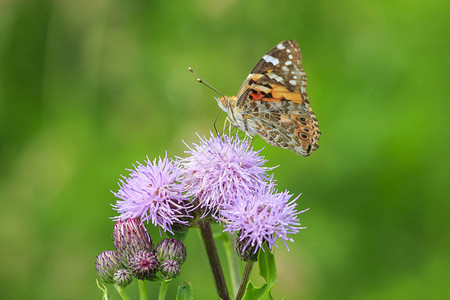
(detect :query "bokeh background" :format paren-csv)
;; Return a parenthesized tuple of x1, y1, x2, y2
(1, 0, 449, 299)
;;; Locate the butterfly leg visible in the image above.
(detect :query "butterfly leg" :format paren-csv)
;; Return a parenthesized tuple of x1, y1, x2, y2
(222, 117, 233, 136)
(246, 134, 254, 152)
(213, 109, 222, 136)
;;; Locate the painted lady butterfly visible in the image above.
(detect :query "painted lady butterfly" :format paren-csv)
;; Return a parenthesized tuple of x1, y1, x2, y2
(193, 40, 321, 156)
(217, 40, 321, 156)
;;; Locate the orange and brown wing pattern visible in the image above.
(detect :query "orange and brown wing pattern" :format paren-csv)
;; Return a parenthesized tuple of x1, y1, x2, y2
(236, 40, 309, 106)
(234, 40, 320, 156)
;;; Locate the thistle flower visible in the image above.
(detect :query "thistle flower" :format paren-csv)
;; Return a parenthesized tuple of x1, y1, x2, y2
(112, 156, 193, 233)
(156, 238, 187, 265)
(222, 182, 307, 254)
(181, 133, 272, 218)
(160, 259, 181, 279)
(113, 218, 153, 265)
(96, 251, 124, 284)
(129, 250, 159, 280)
(113, 269, 132, 287)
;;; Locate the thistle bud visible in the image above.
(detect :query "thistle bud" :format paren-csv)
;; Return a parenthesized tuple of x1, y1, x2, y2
(113, 269, 132, 287)
(156, 239, 187, 265)
(160, 259, 181, 279)
(129, 250, 159, 280)
(236, 236, 258, 262)
(113, 218, 153, 265)
(96, 250, 123, 284)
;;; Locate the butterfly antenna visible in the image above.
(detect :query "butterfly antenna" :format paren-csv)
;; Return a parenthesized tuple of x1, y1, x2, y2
(188, 67, 224, 97)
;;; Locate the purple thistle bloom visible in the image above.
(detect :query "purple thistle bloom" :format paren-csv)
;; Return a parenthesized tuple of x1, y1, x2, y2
(96, 250, 123, 284)
(160, 259, 181, 279)
(129, 250, 159, 280)
(113, 269, 132, 287)
(156, 238, 187, 265)
(222, 181, 308, 253)
(181, 133, 273, 218)
(113, 218, 153, 265)
(112, 156, 193, 234)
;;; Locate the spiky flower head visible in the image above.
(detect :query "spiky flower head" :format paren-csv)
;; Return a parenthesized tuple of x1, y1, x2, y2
(222, 182, 307, 254)
(160, 259, 181, 279)
(156, 238, 187, 265)
(96, 250, 124, 284)
(181, 133, 272, 218)
(113, 269, 132, 287)
(129, 250, 159, 280)
(112, 156, 193, 234)
(113, 218, 153, 265)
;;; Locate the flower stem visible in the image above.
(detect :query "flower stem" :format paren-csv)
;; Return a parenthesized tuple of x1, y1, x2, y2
(222, 234, 240, 297)
(138, 280, 147, 300)
(114, 284, 129, 300)
(235, 262, 254, 300)
(198, 220, 230, 300)
(158, 281, 169, 300)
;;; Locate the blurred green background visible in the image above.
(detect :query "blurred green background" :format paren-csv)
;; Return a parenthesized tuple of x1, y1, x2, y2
(1, 0, 449, 299)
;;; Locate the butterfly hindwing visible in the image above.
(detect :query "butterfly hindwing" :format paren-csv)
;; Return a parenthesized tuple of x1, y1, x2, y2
(242, 97, 320, 156)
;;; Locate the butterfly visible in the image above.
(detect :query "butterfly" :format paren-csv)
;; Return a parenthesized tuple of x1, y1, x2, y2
(215, 40, 321, 157)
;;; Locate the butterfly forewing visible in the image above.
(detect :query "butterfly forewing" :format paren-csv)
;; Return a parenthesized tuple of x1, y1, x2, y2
(237, 40, 309, 105)
(251, 40, 302, 75)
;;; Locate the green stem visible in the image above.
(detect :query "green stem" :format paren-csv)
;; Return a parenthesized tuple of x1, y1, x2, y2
(113, 284, 129, 300)
(138, 280, 147, 300)
(235, 262, 254, 300)
(198, 221, 230, 300)
(158, 281, 170, 300)
(222, 234, 240, 298)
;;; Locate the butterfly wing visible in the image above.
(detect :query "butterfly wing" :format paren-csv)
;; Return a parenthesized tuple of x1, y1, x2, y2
(236, 40, 320, 157)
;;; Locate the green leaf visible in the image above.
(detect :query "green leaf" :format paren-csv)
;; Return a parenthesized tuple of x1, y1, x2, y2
(243, 282, 267, 300)
(242, 246, 277, 300)
(176, 282, 193, 300)
(96, 279, 109, 300)
(258, 246, 277, 292)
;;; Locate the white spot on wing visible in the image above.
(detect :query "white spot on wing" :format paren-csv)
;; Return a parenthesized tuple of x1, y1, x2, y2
(263, 55, 279, 65)
(285, 61, 292, 65)
(288, 54, 293, 59)
(277, 43, 285, 50)
(287, 49, 291, 53)
(293, 75, 298, 79)
(289, 80, 296, 85)
(268, 73, 283, 82)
